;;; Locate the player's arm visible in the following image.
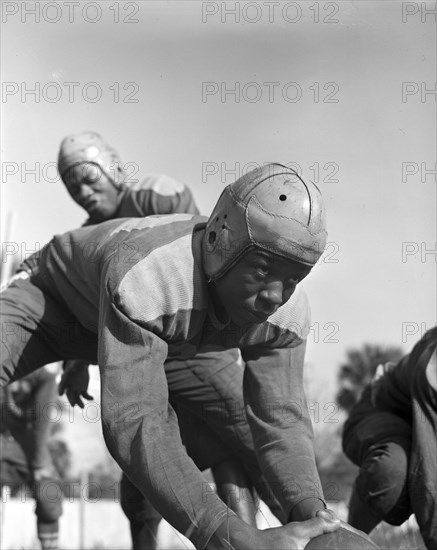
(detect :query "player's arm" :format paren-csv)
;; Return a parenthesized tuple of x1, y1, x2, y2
(426, 348, 437, 391)
(241, 342, 326, 522)
(97, 295, 340, 549)
(97, 290, 234, 549)
(370, 354, 412, 414)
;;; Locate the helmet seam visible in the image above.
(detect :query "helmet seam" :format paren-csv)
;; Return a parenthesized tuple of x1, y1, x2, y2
(248, 195, 324, 237)
(239, 169, 301, 201)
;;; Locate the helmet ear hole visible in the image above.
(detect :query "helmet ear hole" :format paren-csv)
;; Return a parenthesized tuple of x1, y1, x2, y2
(208, 231, 216, 245)
(279, 194, 287, 201)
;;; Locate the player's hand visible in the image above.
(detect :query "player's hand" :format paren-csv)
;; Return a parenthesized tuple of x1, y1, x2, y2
(209, 508, 340, 550)
(59, 360, 93, 408)
(277, 509, 340, 550)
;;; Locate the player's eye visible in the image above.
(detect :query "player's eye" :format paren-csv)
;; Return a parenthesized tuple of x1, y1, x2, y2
(68, 182, 81, 196)
(254, 264, 269, 278)
(83, 175, 98, 185)
(81, 164, 102, 183)
(290, 269, 310, 284)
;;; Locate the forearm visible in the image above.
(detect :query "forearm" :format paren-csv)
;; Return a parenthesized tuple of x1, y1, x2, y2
(245, 401, 325, 519)
(208, 515, 262, 550)
(99, 300, 230, 549)
(102, 399, 231, 549)
(243, 344, 325, 520)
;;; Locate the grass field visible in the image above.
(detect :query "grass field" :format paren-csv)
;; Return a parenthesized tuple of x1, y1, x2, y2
(0, 497, 427, 550)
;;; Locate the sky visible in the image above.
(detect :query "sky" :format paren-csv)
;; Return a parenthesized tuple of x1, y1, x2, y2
(1, 1, 436, 396)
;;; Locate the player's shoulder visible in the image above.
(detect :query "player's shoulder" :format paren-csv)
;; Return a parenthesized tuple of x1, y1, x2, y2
(107, 216, 208, 324)
(412, 326, 437, 389)
(127, 173, 186, 195)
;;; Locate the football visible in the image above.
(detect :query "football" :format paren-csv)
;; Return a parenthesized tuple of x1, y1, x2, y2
(305, 525, 380, 549)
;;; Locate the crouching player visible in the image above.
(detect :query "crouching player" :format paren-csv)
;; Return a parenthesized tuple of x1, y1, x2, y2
(1, 164, 340, 549)
(54, 131, 259, 547)
(343, 327, 437, 549)
(0, 368, 62, 550)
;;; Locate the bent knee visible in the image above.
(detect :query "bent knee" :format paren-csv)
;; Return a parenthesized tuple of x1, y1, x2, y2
(356, 440, 411, 524)
(360, 440, 410, 485)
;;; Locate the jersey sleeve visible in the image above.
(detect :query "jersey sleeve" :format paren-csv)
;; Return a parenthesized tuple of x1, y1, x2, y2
(129, 174, 200, 216)
(97, 284, 229, 549)
(241, 342, 325, 521)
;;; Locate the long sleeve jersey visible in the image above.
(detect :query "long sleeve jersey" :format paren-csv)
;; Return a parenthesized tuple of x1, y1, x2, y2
(35, 214, 323, 540)
(110, 174, 199, 219)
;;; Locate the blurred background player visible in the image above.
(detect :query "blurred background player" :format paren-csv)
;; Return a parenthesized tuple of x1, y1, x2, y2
(343, 327, 437, 550)
(0, 367, 63, 550)
(57, 131, 199, 224)
(19, 130, 199, 275)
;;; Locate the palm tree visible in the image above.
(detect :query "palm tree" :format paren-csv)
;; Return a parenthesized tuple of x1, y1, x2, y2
(336, 343, 404, 412)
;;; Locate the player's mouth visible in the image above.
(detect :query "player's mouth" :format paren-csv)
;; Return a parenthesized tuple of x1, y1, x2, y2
(84, 200, 100, 212)
(247, 309, 271, 323)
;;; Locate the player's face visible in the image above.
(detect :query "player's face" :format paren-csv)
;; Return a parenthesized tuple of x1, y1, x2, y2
(211, 249, 311, 327)
(63, 162, 120, 222)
